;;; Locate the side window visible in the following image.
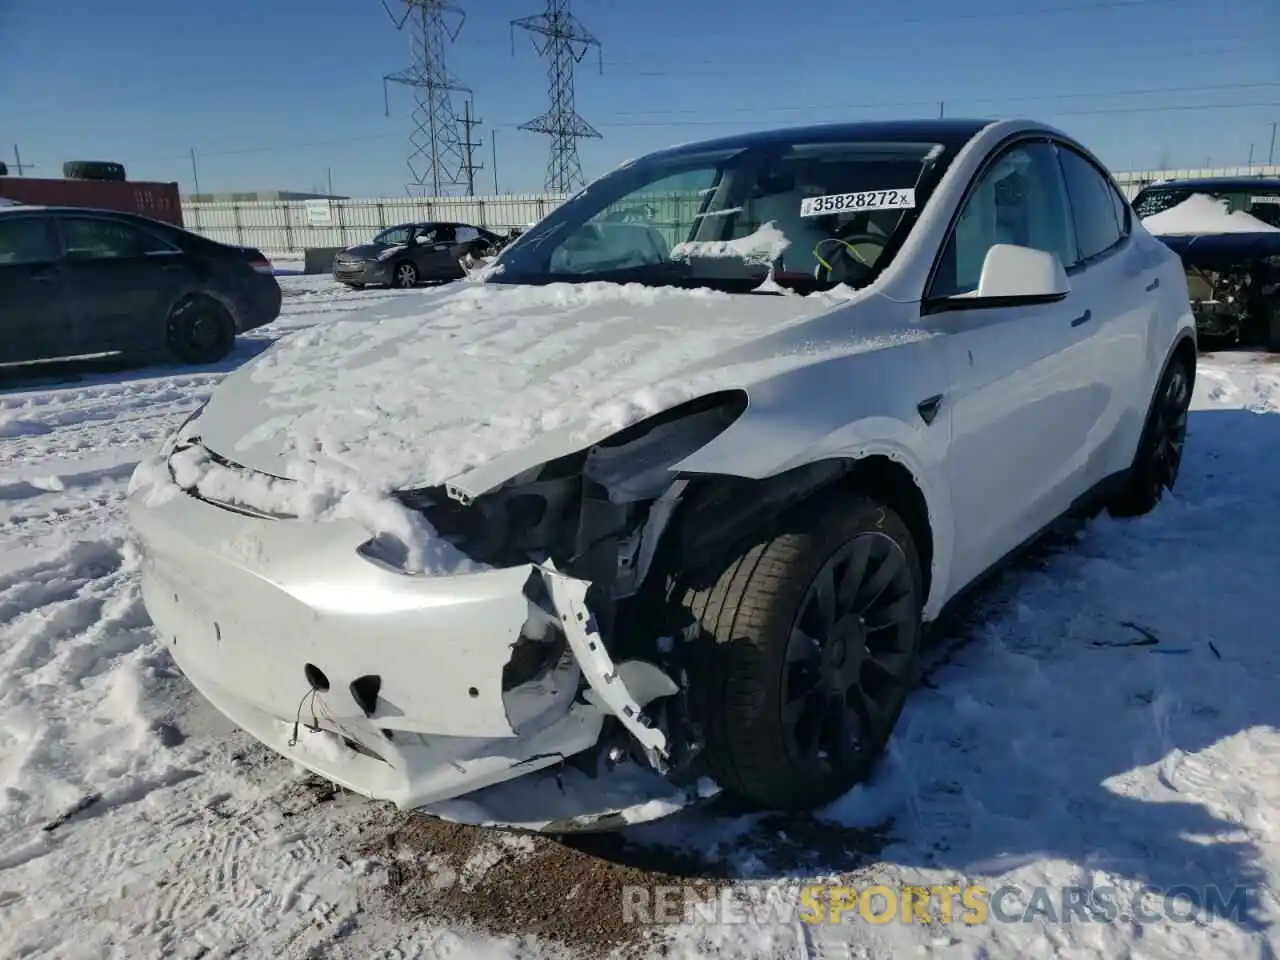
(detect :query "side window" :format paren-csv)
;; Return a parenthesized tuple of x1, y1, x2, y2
(375, 226, 411, 246)
(931, 141, 1074, 298)
(0, 217, 57, 265)
(62, 218, 171, 260)
(430, 224, 456, 244)
(455, 225, 480, 243)
(1056, 147, 1122, 262)
(1108, 182, 1131, 237)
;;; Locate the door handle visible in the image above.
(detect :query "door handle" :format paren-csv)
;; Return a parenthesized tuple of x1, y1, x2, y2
(1070, 309, 1093, 327)
(1145, 277, 1160, 292)
(29, 266, 57, 282)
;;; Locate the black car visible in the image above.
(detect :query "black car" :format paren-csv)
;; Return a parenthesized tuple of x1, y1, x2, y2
(333, 221, 508, 289)
(1132, 176, 1280, 350)
(0, 205, 282, 368)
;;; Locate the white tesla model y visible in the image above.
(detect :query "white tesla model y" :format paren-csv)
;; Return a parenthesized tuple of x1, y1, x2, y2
(129, 118, 1195, 832)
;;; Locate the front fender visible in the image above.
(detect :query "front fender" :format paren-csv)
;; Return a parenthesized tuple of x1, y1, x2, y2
(669, 341, 956, 619)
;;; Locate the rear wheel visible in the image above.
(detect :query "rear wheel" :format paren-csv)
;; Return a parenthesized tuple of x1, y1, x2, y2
(166, 296, 236, 364)
(673, 493, 924, 810)
(391, 261, 418, 288)
(1108, 354, 1192, 517)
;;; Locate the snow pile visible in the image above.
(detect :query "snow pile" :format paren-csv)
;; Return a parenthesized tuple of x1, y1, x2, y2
(128, 440, 478, 575)
(670, 221, 790, 264)
(1143, 193, 1280, 235)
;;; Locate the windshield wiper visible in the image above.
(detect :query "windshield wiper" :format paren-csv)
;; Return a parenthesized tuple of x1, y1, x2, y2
(542, 260, 695, 285)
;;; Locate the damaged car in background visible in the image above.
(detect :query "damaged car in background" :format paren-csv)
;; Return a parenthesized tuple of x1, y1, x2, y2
(129, 118, 1196, 832)
(1132, 176, 1280, 351)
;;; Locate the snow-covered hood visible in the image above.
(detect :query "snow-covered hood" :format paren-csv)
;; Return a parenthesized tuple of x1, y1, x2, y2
(337, 242, 388, 261)
(192, 280, 901, 497)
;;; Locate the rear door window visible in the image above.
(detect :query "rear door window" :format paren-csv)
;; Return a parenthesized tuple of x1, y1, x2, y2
(61, 217, 175, 260)
(0, 216, 57, 265)
(1056, 147, 1123, 263)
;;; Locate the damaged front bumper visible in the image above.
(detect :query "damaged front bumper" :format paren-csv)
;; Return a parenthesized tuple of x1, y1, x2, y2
(127, 484, 718, 831)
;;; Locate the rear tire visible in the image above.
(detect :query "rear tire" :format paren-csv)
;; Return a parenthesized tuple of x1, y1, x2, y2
(672, 492, 924, 810)
(1108, 354, 1192, 517)
(166, 296, 236, 364)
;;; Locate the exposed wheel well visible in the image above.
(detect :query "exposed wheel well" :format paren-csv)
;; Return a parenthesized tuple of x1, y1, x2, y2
(661, 455, 935, 601)
(1171, 334, 1197, 389)
(830, 456, 934, 601)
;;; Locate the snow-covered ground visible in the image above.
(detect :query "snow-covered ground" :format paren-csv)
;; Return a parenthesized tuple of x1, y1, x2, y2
(2, 271, 1279, 959)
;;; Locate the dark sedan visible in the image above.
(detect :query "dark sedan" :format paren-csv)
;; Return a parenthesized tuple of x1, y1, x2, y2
(0, 205, 282, 368)
(333, 221, 506, 289)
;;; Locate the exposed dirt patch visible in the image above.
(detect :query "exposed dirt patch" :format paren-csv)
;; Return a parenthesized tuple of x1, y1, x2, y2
(361, 814, 730, 957)
(357, 804, 894, 958)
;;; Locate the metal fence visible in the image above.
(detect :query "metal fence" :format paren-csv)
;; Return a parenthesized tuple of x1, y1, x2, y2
(180, 165, 1280, 255)
(180, 194, 569, 254)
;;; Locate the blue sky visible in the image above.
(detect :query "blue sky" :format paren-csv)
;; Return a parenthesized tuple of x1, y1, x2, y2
(1, 0, 1277, 197)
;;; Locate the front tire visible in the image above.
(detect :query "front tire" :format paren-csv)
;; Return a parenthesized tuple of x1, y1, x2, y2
(166, 295, 236, 364)
(391, 261, 418, 288)
(674, 493, 924, 810)
(1108, 354, 1192, 517)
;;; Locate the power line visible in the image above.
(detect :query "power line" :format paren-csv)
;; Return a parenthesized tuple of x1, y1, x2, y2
(607, 80, 1280, 119)
(575, 100, 1280, 129)
(111, 97, 1279, 167)
(0, 31, 1265, 124)
(462, 0, 1188, 50)
(607, 40, 1271, 79)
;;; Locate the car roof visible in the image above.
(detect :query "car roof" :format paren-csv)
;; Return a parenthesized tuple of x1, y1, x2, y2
(1138, 176, 1280, 193)
(639, 118, 997, 164)
(381, 221, 489, 231)
(0, 204, 169, 221)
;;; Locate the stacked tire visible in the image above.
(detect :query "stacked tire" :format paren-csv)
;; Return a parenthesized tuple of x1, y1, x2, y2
(63, 161, 127, 181)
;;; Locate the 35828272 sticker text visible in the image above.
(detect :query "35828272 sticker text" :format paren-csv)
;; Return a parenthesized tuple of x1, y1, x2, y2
(800, 188, 916, 218)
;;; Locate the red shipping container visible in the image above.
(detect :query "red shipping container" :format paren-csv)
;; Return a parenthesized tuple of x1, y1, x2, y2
(0, 178, 184, 227)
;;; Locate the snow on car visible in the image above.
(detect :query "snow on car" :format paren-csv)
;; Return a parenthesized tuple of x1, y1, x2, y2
(126, 118, 1197, 833)
(1131, 177, 1280, 351)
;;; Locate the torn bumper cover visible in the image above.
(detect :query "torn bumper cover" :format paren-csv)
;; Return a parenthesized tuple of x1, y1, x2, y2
(127, 485, 717, 831)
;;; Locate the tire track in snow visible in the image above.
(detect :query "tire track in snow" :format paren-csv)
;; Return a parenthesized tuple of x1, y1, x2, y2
(0, 539, 198, 851)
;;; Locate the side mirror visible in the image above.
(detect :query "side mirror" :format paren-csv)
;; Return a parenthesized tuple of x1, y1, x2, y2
(974, 243, 1069, 300)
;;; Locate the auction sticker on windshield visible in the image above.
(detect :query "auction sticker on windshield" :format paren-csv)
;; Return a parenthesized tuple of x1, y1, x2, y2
(800, 188, 916, 218)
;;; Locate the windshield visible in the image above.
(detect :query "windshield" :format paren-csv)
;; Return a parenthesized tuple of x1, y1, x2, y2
(1133, 186, 1280, 228)
(488, 140, 951, 293)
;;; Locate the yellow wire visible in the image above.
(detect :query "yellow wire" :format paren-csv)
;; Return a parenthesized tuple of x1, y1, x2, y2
(812, 237, 870, 276)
